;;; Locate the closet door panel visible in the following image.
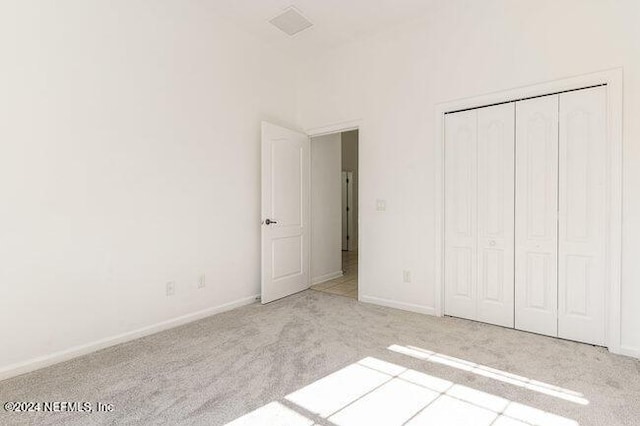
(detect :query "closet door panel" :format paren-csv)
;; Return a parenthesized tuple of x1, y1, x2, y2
(445, 110, 478, 321)
(515, 95, 559, 337)
(477, 103, 515, 328)
(558, 87, 607, 345)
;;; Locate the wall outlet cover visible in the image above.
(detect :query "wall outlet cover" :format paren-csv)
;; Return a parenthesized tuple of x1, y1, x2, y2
(166, 281, 176, 296)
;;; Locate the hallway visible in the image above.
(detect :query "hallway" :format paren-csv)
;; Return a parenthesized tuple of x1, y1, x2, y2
(310, 251, 358, 299)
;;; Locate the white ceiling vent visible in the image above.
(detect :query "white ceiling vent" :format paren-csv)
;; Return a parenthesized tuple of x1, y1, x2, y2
(269, 7, 313, 36)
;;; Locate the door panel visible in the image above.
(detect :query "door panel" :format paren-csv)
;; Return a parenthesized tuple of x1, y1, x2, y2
(515, 95, 559, 337)
(262, 122, 310, 304)
(444, 110, 478, 321)
(272, 142, 303, 226)
(272, 236, 303, 279)
(477, 103, 515, 327)
(558, 87, 607, 345)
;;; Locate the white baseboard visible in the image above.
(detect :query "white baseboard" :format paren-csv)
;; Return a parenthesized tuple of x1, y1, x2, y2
(359, 295, 437, 316)
(360, 297, 639, 360)
(0, 294, 259, 382)
(618, 345, 640, 359)
(311, 270, 343, 285)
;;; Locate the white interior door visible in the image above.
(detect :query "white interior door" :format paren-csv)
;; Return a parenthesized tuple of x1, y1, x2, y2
(515, 95, 559, 337)
(476, 103, 515, 328)
(558, 87, 607, 345)
(261, 122, 310, 304)
(444, 87, 609, 344)
(445, 104, 515, 327)
(341, 171, 353, 251)
(444, 109, 478, 321)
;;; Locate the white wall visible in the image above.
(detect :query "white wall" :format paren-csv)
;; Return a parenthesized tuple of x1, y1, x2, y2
(0, 0, 296, 375)
(311, 134, 342, 283)
(296, 0, 640, 355)
(341, 131, 359, 251)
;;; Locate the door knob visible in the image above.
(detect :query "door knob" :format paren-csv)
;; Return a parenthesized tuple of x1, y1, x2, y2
(489, 240, 496, 246)
(265, 219, 278, 225)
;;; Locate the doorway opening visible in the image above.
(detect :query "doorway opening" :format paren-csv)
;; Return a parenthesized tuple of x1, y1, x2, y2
(310, 130, 359, 299)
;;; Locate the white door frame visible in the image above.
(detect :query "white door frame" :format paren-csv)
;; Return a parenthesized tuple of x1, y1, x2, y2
(307, 119, 361, 300)
(434, 69, 624, 354)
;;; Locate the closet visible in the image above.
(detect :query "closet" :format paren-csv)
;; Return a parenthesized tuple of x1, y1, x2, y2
(444, 86, 607, 346)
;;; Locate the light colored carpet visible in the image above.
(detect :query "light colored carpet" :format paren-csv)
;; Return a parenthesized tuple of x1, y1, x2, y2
(0, 290, 639, 425)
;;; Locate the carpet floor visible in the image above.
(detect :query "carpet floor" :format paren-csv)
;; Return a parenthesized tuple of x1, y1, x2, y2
(1, 290, 639, 425)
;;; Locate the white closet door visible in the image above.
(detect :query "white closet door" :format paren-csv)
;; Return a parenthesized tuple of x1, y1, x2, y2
(445, 110, 478, 321)
(477, 103, 515, 328)
(515, 95, 559, 337)
(558, 87, 607, 345)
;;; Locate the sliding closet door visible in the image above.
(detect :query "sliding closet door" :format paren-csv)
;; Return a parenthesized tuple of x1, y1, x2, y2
(477, 103, 515, 328)
(558, 87, 607, 345)
(515, 95, 559, 337)
(444, 110, 478, 321)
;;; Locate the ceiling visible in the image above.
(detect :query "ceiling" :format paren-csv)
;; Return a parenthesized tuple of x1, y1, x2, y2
(208, 0, 435, 57)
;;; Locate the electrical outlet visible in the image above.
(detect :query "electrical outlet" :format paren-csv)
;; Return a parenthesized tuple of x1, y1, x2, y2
(166, 281, 175, 296)
(403, 270, 411, 283)
(376, 199, 386, 211)
(198, 274, 206, 289)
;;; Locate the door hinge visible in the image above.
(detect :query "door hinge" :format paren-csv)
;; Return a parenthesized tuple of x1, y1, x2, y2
(347, 235, 350, 240)
(346, 207, 350, 212)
